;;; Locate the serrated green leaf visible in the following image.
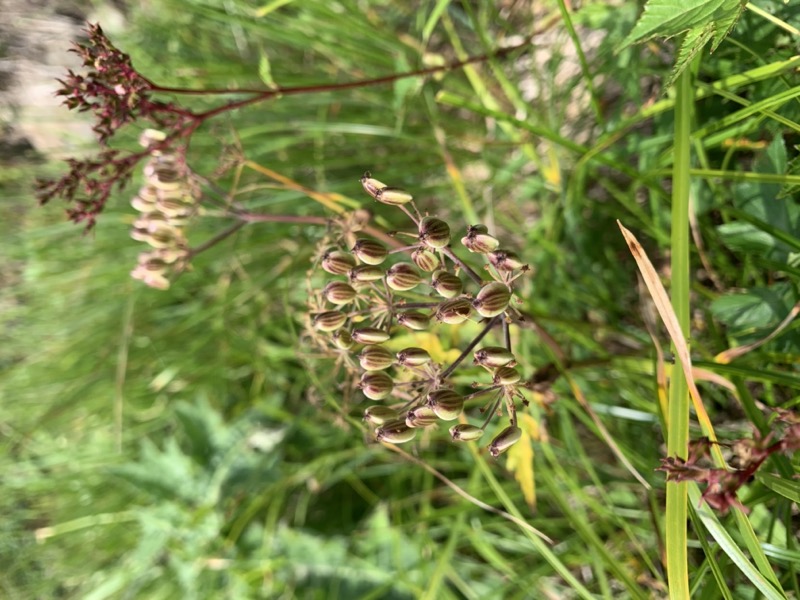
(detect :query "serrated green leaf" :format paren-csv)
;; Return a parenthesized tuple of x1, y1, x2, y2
(621, 0, 745, 85)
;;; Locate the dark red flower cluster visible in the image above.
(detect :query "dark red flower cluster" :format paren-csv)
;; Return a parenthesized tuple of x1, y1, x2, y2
(36, 24, 192, 229)
(657, 411, 800, 513)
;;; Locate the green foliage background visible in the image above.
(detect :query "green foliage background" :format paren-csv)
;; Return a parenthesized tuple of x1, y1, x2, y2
(2, 0, 799, 598)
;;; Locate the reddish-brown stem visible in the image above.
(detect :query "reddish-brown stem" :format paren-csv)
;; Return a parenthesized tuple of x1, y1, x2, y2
(147, 36, 532, 105)
(441, 315, 501, 380)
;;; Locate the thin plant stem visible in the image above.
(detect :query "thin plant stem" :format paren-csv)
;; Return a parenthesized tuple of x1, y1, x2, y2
(440, 315, 501, 379)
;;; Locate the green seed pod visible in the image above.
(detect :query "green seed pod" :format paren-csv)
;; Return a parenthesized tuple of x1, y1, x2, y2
(352, 327, 391, 345)
(374, 186, 413, 206)
(312, 311, 348, 332)
(332, 329, 354, 350)
(363, 405, 400, 425)
(375, 419, 417, 444)
(360, 371, 394, 400)
(359, 345, 395, 371)
(322, 249, 357, 275)
(449, 424, 485, 442)
(411, 248, 440, 272)
(435, 297, 472, 324)
(396, 347, 431, 367)
(488, 250, 526, 271)
(323, 281, 358, 305)
(493, 366, 521, 385)
(348, 265, 384, 283)
(418, 216, 451, 249)
(461, 225, 500, 253)
(472, 282, 511, 318)
(352, 238, 388, 265)
(397, 311, 431, 331)
(386, 262, 421, 291)
(431, 270, 463, 299)
(473, 346, 516, 368)
(426, 389, 464, 421)
(406, 406, 438, 428)
(488, 425, 522, 457)
(360, 171, 388, 199)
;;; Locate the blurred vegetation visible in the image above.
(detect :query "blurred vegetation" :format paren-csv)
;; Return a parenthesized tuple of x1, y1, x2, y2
(2, 0, 799, 598)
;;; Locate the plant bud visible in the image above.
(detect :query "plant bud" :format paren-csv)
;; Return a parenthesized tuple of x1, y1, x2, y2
(352, 327, 391, 345)
(435, 297, 472, 324)
(397, 311, 431, 331)
(488, 425, 522, 457)
(352, 238, 388, 265)
(449, 424, 485, 442)
(411, 248, 440, 272)
(323, 281, 357, 305)
(418, 216, 451, 249)
(472, 282, 511, 318)
(488, 250, 526, 271)
(359, 345, 395, 371)
(386, 262, 421, 291)
(396, 347, 431, 367)
(426, 389, 464, 421)
(360, 171, 387, 199)
(406, 406, 438, 428)
(313, 311, 348, 332)
(332, 329, 354, 350)
(156, 194, 196, 219)
(375, 419, 417, 444)
(360, 371, 394, 400)
(364, 405, 400, 425)
(473, 346, 516, 368)
(431, 270, 463, 299)
(461, 225, 500, 253)
(493, 366, 521, 385)
(374, 187, 413, 206)
(322, 249, 356, 275)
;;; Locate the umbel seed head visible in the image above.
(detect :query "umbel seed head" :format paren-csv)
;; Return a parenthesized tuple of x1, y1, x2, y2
(375, 419, 417, 443)
(359, 345, 395, 371)
(397, 311, 431, 331)
(431, 269, 463, 299)
(352, 238, 388, 265)
(312, 311, 347, 332)
(322, 281, 357, 305)
(411, 248, 440, 272)
(488, 249, 526, 271)
(435, 297, 472, 324)
(386, 262, 422, 291)
(364, 405, 399, 425)
(472, 282, 511, 318)
(396, 347, 431, 367)
(360, 171, 387, 199)
(375, 187, 414, 206)
(322, 249, 357, 275)
(488, 425, 522, 457)
(418, 216, 451, 249)
(450, 424, 485, 442)
(461, 225, 500, 253)
(474, 346, 516, 368)
(352, 327, 391, 345)
(360, 371, 394, 400)
(426, 388, 464, 421)
(406, 406, 437, 428)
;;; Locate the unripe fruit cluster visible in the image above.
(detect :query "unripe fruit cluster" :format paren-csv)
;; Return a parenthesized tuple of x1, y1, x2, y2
(129, 130, 197, 290)
(310, 172, 531, 456)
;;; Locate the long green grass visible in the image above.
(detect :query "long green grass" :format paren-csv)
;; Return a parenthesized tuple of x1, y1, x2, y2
(2, 1, 799, 598)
